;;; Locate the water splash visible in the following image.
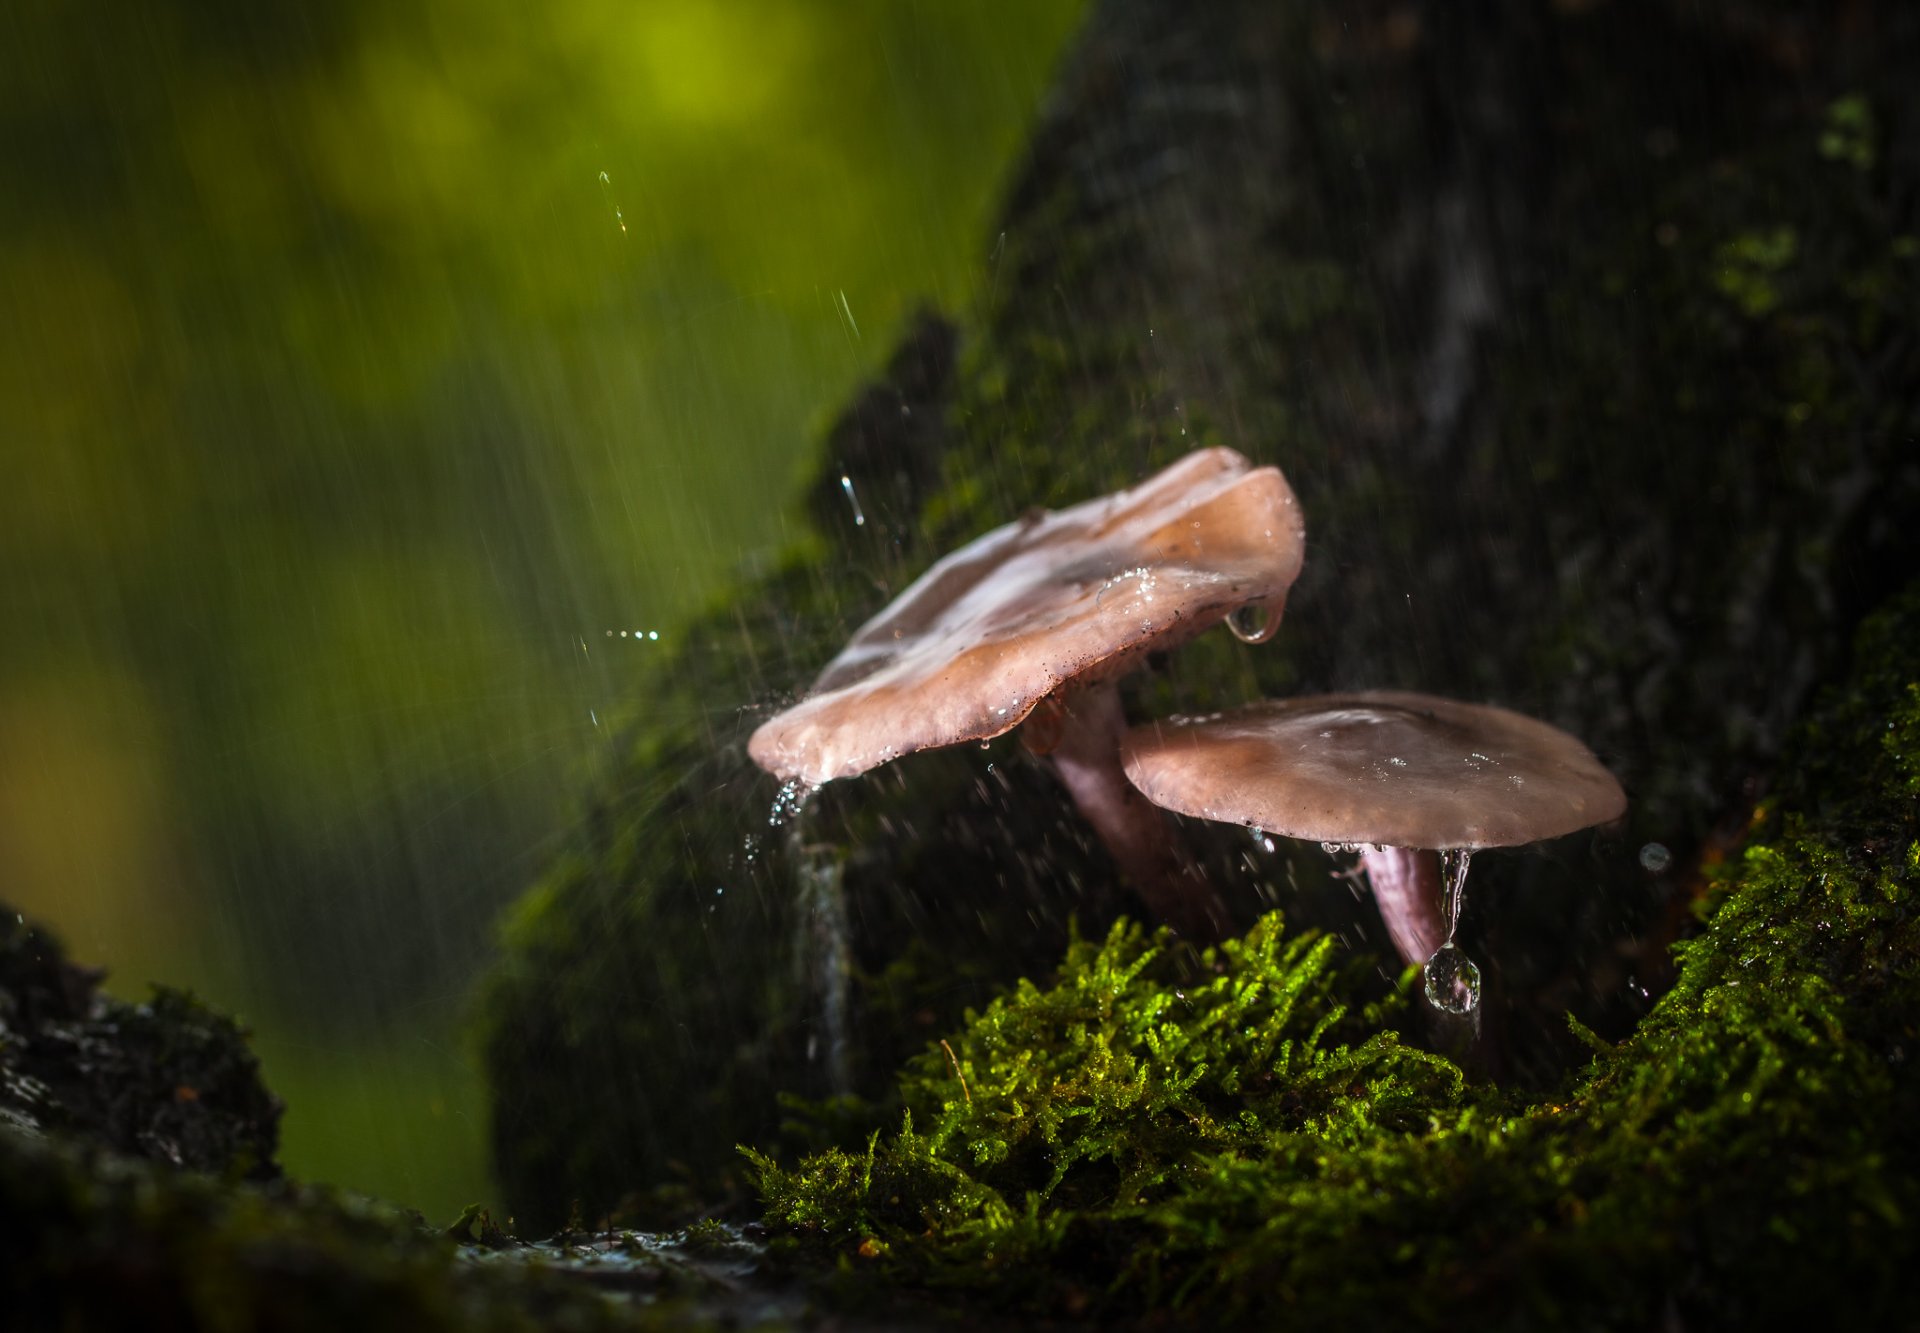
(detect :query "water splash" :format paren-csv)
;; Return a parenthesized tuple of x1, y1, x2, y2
(768, 779, 817, 828)
(1423, 848, 1480, 1013)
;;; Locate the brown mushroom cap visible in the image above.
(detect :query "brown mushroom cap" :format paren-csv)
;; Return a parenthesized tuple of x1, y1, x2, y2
(749, 447, 1306, 784)
(1120, 691, 1626, 849)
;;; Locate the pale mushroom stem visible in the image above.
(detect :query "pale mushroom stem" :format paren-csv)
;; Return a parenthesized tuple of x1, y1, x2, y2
(1038, 680, 1233, 942)
(1358, 845, 1447, 968)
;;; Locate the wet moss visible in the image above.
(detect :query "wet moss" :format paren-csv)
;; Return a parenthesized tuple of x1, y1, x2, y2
(750, 581, 1920, 1325)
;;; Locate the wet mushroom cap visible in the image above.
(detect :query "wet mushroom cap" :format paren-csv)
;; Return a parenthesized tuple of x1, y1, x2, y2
(1120, 691, 1627, 849)
(749, 447, 1306, 784)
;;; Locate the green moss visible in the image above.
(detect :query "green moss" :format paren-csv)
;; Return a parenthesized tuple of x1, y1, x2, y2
(751, 583, 1920, 1325)
(749, 917, 1467, 1298)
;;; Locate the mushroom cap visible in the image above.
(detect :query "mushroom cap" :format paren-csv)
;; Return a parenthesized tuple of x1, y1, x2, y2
(749, 447, 1307, 784)
(1121, 691, 1626, 850)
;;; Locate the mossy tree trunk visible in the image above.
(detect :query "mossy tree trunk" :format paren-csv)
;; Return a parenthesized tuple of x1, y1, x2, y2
(482, 0, 1920, 1232)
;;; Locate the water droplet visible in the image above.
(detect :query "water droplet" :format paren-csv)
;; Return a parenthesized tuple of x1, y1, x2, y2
(769, 779, 818, 828)
(840, 474, 866, 527)
(1227, 602, 1277, 644)
(1639, 842, 1673, 873)
(1423, 942, 1481, 1014)
(597, 170, 627, 233)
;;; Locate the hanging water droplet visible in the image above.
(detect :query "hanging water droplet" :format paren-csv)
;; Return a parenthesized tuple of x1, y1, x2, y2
(1423, 941, 1482, 1014)
(1226, 601, 1277, 644)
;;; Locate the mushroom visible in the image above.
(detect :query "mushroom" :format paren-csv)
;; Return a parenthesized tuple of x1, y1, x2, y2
(1119, 691, 1627, 1008)
(748, 447, 1307, 940)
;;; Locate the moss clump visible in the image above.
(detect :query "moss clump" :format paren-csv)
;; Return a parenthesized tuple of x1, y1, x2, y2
(751, 583, 1920, 1326)
(750, 916, 1466, 1303)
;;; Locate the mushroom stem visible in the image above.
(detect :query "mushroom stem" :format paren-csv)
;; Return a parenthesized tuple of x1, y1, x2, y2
(1034, 680, 1232, 942)
(1358, 845, 1447, 968)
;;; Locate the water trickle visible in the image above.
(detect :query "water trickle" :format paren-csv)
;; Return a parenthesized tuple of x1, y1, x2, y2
(1439, 847, 1472, 936)
(789, 828, 853, 1096)
(1226, 600, 1277, 644)
(839, 474, 866, 527)
(1422, 848, 1480, 1013)
(1423, 941, 1481, 1014)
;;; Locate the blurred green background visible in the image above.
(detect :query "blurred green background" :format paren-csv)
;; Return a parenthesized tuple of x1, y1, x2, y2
(0, 0, 1085, 1219)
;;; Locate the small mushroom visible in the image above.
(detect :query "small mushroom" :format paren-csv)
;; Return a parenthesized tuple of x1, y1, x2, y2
(1119, 691, 1626, 1005)
(749, 447, 1307, 939)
